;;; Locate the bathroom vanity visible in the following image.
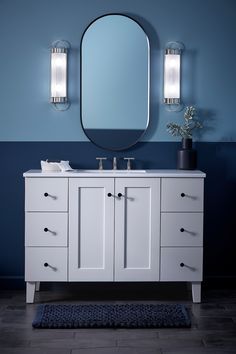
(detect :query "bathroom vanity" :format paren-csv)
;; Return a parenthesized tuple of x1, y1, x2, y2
(24, 169, 205, 303)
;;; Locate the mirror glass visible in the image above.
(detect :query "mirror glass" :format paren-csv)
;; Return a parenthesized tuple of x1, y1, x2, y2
(81, 14, 150, 150)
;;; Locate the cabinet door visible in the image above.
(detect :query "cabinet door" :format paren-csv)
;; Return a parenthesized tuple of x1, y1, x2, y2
(115, 178, 160, 281)
(69, 178, 114, 281)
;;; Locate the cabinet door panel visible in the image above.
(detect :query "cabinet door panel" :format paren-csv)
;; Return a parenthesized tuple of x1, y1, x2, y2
(115, 178, 160, 281)
(69, 178, 114, 281)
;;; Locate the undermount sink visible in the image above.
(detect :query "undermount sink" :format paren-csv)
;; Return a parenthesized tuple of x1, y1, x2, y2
(68, 169, 146, 173)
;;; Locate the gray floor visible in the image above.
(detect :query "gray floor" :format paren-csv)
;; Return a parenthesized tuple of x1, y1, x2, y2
(0, 282, 236, 354)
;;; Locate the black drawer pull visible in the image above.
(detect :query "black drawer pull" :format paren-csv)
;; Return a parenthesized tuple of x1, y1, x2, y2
(118, 193, 123, 198)
(180, 262, 185, 267)
(43, 192, 57, 200)
(180, 228, 185, 232)
(107, 193, 112, 197)
(44, 262, 57, 271)
(43, 227, 56, 235)
(181, 193, 185, 197)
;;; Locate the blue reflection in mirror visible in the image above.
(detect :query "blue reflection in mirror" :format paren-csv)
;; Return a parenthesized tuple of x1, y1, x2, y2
(81, 14, 150, 150)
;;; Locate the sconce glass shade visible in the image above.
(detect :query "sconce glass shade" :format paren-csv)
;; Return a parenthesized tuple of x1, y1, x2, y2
(164, 48, 181, 104)
(163, 42, 184, 110)
(50, 47, 67, 103)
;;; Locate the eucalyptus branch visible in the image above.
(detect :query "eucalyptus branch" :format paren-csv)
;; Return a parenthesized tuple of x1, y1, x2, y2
(166, 106, 202, 139)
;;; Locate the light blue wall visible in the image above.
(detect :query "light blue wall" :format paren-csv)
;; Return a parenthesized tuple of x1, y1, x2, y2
(0, 0, 236, 142)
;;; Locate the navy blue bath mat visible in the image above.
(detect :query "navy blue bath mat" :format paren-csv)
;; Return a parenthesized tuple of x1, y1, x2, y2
(32, 304, 191, 328)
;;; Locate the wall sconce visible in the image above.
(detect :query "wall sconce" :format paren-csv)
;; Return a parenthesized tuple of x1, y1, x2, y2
(50, 40, 70, 111)
(163, 41, 184, 111)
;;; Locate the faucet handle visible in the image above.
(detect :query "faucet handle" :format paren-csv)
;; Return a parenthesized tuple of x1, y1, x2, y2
(124, 157, 135, 170)
(96, 157, 107, 170)
(113, 157, 117, 170)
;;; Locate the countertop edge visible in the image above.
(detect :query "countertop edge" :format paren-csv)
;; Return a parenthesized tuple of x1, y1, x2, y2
(23, 169, 206, 178)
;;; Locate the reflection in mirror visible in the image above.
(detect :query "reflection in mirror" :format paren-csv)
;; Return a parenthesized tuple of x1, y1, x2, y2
(81, 14, 150, 150)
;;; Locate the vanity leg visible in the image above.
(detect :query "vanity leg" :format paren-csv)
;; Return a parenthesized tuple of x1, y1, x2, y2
(35, 282, 40, 292)
(192, 282, 201, 303)
(26, 282, 36, 303)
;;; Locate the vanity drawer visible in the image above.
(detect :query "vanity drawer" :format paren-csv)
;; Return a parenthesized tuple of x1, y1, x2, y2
(25, 213, 68, 247)
(25, 178, 68, 212)
(160, 247, 203, 281)
(25, 247, 68, 281)
(161, 213, 203, 247)
(161, 178, 204, 212)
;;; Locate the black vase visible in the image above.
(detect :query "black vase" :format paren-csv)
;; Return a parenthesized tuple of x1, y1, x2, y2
(177, 138, 197, 170)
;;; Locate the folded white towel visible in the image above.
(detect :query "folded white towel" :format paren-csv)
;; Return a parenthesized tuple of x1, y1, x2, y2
(41, 160, 73, 172)
(59, 160, 73, 172)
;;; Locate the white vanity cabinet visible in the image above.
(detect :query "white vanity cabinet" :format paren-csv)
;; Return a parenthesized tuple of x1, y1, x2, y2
(24, 170, 205, 303)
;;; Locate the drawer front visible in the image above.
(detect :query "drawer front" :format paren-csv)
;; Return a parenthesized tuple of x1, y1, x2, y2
(161, 178, 204, 212)
(25, 178, 68, 211)
(161, 213, 203, 247)
(160, 247, 203, 281)
(25, 213, 68, 247)
(25, 247, 67, 281)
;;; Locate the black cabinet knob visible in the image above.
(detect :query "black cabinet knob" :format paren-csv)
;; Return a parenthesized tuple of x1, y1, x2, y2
(180, 228, 185, 232)
(180, 262, 185, 267)
(44, 192, 49, 197)
(118, 193, 122, 197)
(181, 193, 185, 197)
(107, 193, 112, 197)
(44, 262, 49, 267)
(44, 228, 48, 232)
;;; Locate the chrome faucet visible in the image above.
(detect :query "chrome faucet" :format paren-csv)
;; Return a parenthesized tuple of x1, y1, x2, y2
(124, 157, 135, 170)
(96, 157, 107, 170)
(113, 157, 117, 170)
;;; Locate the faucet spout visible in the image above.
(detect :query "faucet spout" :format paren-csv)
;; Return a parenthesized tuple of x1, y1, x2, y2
(113, 157, 117, 170)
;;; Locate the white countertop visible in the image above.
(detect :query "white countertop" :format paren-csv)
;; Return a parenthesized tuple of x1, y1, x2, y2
(23, 169, 206, 178)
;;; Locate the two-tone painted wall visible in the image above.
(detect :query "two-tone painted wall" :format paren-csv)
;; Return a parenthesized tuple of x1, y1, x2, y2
(1, 0, 236, 286)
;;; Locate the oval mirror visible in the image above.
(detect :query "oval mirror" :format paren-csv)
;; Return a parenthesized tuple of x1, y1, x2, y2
(81, 14, 150, 150)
